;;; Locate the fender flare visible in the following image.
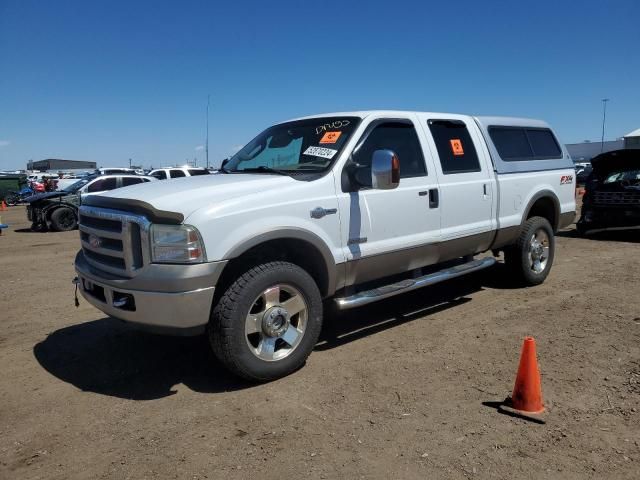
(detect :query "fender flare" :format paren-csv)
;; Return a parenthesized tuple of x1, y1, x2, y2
(224, 228, 339, 296)
(521, 189, 560, 231)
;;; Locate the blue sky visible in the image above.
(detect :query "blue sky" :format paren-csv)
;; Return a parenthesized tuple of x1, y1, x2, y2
(0, 0, 638, 170)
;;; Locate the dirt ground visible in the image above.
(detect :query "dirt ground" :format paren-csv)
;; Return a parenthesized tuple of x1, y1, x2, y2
(0, 204, 638, 480)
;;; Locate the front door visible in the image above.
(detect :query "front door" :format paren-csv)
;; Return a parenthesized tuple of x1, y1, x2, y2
(337, 117, 441, 286)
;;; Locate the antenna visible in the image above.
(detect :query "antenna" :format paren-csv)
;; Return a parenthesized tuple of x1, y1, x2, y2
(206, 94, 210, 169)
(600, 98, 610, 153)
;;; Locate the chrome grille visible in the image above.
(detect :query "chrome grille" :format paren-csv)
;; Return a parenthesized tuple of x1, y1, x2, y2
(78, 206, 151, 277)
(592, 191, 640, 206)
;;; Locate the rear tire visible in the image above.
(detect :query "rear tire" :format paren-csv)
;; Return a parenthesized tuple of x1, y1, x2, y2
(49, 207, 77, 231)
(504, 216, 555, 286)
(209, 261, 323, 381)
(5, 194, 18, 206)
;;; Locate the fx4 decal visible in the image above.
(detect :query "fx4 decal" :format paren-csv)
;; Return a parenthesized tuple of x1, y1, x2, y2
(560, 175, 573, 185)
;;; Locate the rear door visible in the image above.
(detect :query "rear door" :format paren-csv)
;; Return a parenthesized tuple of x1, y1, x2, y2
(419, 116, 495, 241)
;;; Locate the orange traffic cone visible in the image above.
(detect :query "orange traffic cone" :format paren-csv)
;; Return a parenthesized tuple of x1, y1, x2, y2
(0, 200, 6, 211)
(508, 337, 544, 415)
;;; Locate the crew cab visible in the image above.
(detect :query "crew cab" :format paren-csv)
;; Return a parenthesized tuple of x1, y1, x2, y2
(74, 111, 576, 380)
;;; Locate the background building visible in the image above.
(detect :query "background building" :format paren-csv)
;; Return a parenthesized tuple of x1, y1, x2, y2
(565, 140, 624, 163)
(623, 128, 640, 149)
(27, 159, 97, 171)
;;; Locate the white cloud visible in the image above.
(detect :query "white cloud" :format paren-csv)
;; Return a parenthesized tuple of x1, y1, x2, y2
(195, 145, 204, 151)
(0, 140, 10, 147)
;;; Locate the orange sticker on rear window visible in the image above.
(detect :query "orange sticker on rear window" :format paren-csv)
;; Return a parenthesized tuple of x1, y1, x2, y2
(319, 131, 342, 144)
(450, 139, 464, 156)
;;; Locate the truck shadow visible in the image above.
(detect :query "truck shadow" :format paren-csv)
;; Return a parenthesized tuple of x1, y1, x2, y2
(33, 268, 503, 400)
(318, 271, 488, 350)
(33, 319, 252, 400)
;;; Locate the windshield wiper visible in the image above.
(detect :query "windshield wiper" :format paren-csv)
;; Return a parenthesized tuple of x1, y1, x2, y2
(236, 166, 291, 176)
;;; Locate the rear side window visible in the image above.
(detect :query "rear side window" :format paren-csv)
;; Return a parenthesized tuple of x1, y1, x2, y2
(428, 120, 480, 174)
(170, 169, 186, 178)
(87, 177, 117, 192)
(489, 127, 562, 161)
(188, 169, 209, 176)
(122, 177, 143, 187)
(151, 170, 167, 180)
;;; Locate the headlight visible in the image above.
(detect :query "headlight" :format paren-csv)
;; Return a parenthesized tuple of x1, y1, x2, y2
(150, 224, 206, 264)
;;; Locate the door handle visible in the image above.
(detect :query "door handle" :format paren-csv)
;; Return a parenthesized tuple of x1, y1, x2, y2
(429, 188, 439, 208)
(483, 184, 487, 195)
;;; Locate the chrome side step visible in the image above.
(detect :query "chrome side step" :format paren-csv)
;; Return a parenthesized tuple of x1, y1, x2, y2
(335, 257, 496, 310)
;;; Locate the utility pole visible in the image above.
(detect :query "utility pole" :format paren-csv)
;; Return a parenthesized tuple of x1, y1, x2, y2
(206, 94, 210, 169)
(128, 158, 132, 168)
(600, 98, 609, 152)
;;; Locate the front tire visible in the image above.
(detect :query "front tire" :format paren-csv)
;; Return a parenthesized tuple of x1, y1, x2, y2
(504, 216, 555, 286)
(49, 207, 77, 231)
(209, 261, 323, 381)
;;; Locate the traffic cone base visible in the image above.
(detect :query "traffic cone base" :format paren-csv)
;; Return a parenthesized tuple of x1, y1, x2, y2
(508, 336, 545, 415)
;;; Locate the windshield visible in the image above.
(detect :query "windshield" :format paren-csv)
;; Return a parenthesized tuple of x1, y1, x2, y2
(225, 117, 360, 174)
(63, 177, 93, 193)
(603, 169, 640, 184)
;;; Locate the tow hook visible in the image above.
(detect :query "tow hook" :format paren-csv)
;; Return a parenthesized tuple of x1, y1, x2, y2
(72, 276, 80, 307)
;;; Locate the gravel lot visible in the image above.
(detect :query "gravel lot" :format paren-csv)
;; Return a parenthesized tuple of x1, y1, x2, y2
(1, 204, 638, 479)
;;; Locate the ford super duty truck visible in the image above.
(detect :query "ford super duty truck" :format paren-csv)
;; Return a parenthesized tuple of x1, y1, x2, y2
(74, 111, 576, 380)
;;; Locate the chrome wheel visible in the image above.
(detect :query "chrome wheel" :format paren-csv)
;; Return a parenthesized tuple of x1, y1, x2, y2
(528, 229, 550, 274)
(244, 284, 308, 362)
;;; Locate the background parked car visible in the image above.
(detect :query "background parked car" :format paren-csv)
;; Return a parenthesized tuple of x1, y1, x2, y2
(149, 166, 210, 180)
(26, 174, 156, 231)
(577, 149, 640, 235)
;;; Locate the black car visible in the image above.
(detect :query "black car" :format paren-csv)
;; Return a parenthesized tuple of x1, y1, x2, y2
(26, 174, 155, 231)
(577, 149, 640, 235)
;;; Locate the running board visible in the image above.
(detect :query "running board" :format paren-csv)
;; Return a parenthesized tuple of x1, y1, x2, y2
(334, 257, 497, 310)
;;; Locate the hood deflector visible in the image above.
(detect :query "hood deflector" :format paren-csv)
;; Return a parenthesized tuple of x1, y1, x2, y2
(82, 195, 184, 224)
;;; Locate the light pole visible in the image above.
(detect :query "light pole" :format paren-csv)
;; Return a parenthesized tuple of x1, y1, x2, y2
(206, 94, 210, 169)
(600, 98, 609, 152)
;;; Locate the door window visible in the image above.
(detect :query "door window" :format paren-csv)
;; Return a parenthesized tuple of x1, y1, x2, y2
(170, 169, 186, 178)
(87, 177, 117, 192)
(151, 170, 167, 180)
(352, 122, 426, 179)
(428, 120, 481, 174)
(122, 177, 143, 187)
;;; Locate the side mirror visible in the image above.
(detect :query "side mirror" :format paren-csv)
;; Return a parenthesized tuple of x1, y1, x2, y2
(371, 149, 400, 189)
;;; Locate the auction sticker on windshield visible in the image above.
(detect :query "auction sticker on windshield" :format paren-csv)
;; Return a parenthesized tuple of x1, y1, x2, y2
(303, 146, 338, 160)
(320, 131, 342, 144)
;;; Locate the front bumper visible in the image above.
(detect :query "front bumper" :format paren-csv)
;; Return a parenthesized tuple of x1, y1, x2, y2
(578, 204, 640, 232)
(75, 251, 225, 335)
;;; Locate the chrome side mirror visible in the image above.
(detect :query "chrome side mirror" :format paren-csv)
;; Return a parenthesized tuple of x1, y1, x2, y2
(371, 149, 400, 190)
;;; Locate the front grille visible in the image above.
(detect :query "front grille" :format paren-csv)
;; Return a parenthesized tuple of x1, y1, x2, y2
(592, 191, 640, 206)
(78, 206, 151, 277)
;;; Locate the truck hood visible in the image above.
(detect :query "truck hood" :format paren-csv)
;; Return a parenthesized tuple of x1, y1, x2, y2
(24, 191, 68, 204)
(90, 173, 298, 221)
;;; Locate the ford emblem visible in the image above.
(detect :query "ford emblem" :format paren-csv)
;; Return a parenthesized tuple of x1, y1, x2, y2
(89, 234, 101, 249)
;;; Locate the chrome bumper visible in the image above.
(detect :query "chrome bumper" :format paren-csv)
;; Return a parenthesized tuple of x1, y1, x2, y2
(74, 251, 221, 335)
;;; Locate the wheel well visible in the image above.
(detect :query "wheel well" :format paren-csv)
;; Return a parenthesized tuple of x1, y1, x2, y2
(526, 196, 558, 231)
(46, 204, 76, 221)
(214, 238, 331, 302)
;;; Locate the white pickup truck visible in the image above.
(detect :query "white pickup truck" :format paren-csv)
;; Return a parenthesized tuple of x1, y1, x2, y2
(74, 111, 576, 380)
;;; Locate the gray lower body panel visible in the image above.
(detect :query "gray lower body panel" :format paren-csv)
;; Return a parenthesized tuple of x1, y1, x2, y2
(343, 231, 495, 286)
(558, 211, 576, 230)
